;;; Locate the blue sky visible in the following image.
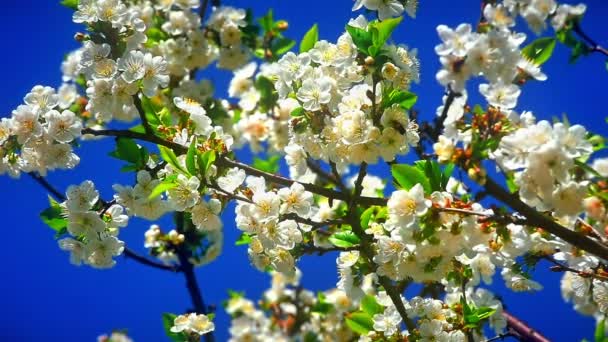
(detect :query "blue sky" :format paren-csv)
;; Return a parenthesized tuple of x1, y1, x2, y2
(1, 0, 607, 341)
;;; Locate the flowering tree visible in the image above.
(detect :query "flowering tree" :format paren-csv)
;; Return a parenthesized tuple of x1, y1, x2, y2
(3, 0, 608, 340)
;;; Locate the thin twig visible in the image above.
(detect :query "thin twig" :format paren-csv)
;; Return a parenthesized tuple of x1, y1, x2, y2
(483, 176, 608, 260)
(572, 22, 608, 57)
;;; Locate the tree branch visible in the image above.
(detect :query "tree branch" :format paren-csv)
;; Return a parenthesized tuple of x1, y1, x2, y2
(572, 22, 608, 57)
(483, 176, 608, 261)
(502, 311, 550, 342)
(217, 157, 386, 206)
(123, 248, 180, 272)
(28, 172, 181, 273)
(175, 212, 215, 342)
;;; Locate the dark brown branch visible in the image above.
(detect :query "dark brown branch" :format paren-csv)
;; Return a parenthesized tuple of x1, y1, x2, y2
(133, 95, 154, 135)
(483, 176, 608, 260)
(82, 127, 187, 153)
(28, 172, 180, 273)
(123, 248, 180, 272)
(217, 157, 386, 206)
(544, 255, 608, 281)
(572, 22, 608, 57)
(502, 311, 550, 342)
(28, 173, 66, 201)
(175, 212, 215, 342)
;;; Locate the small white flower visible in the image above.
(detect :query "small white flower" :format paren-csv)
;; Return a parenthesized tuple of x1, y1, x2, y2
(66, 180, 99, 213)
(191, 199, 223, 231)
(296, 77, 332, 111)
(387, 184, 430, 229)
(167, 174, 201, 211)
(46, 110, 82, 143)
(479, 82, 520, 109)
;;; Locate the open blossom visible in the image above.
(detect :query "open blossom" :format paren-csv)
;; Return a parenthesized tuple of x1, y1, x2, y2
(45, 110, 82, 143)
(191, 199, 223, 231)
(479, 82, 521, 109)
(66, 180, 99, 213)
(171, 313, 215, 336)
(167, 175, 201, 211)
(386, 183, 430, 230)
(296, 78, 332, 111)
(353, 0, 404, 20)
(277, 183, 313, 217)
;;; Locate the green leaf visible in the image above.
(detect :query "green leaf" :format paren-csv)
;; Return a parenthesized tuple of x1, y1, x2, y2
(522, 37, 556, 65)
(274, 37, 296, 56)
(391, 164, 431, 194)
(235, 233, 253, 246)
(345, 312, 374, 335)
(40, 196, 67, 237)
(258, 9, 274, 32)
(328, 231, 361, 248)
(60, 0, 79, 10)
(186, 137, 198, 175)
(595, 318, 606, 342)
(369, 17, 403, 54)
(253, 155, 280, 173)
(346, 25, 373, 55)
(255, 76, 278, 112)
(109, 138, 143, 165)
(197, 150, 216, 175)
(162, 313, 187, 342)
(300, 23, 319, 53)
(383, 88, 418, 111)
(148, 181, 178, 200)
(361, 295, 383, 316)
(159, 145, 188, 175)
(291, 107, 305, 117)
(415, 160, 442, 192)
(360, 207, 375, 230)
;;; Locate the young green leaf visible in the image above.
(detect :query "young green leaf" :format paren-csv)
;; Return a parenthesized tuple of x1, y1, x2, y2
(60, 0, 79, 10)
(235, 233, 253, 246)
(186, 137, 198, 175)
(361, 295, 384, 316)
(360, 207, 375, 230)
(148, 182, 178, 200)
(391, 164, 431, 194)
(40, 196, 67, 237)
(328, 231, 361, 248)
(369, 17, 403, 54)
(253, 155, 281, 174)
(345, 312, 374, 335)
(162, 313, 187, 342)
(274, 37, 296, 56)
(595, 318, 606, 342)
(300, 23, 319, 53)
(197, 150, 217, 176)
(346, 25, 373, 55)
(109, 138, 143, 165)
(159, 145, 189, 175)
(522, 37, 556, 65)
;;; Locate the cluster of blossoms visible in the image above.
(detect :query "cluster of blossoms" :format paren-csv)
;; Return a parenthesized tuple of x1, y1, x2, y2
(226, 270, 510, 341)
(486, 0, 587, 34)
(58, 180, 128, 269)
(171, 312, 215, 337)
(493, 115, 593, 220)
(352, 0, 418, 21)
(282, 16, 420, 167)
(230, 175, 315, 276)
(226, 270, 362, 341)
(0, 85, 81, 177)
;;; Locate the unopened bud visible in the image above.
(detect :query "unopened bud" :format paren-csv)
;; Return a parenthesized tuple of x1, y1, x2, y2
(468, 167, 486, 185)
(276, 20, 289, 31)
(74, 32, 87, 42)
(364, 56, 375, 66)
